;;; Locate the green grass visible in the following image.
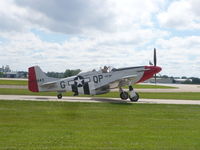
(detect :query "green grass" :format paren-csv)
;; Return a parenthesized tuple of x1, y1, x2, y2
(139, 92, 200, 100)
(0, 88, 200, 100)
(0, 88, 61, 96)
(0, 80, 27, 85)
(0, 100, 199, 150)
(126, 84, 177, 89)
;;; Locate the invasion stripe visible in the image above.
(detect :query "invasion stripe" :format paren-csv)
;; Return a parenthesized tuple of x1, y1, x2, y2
(83, 83, 90, 95)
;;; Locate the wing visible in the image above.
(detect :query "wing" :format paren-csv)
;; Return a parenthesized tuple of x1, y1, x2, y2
(110, 74, 138, 88)
(95, 74, 138, 91)
(108, 68, 150, 88)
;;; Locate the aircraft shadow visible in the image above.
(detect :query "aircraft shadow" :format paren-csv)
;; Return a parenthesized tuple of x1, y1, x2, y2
(90, 97, 130, 103)
(34, 96, 131, 104)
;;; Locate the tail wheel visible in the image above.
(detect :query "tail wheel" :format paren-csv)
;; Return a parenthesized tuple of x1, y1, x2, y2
(57, 93, 62, 99)
(129, 92, 139, 102)
(120, 91, 129, 100)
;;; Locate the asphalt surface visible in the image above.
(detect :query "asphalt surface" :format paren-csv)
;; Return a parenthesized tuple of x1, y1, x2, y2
(0, 95, 199, 105)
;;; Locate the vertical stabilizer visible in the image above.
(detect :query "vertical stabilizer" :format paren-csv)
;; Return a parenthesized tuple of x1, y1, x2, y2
(28, 66, 55, 92)
(28, 66, 39, 92)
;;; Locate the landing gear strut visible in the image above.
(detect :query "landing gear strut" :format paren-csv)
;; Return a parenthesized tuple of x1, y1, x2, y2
(119, 87, 129, 100)
(57, 93, 62, 99)
(129, 85, 139, 102)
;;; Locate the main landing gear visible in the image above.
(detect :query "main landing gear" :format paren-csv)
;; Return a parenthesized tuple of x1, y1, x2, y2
(119, 86, 139, 102)
(57, 93, 63, 99)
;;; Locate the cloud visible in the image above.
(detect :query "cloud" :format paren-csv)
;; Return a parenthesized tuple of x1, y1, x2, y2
(156, 36, 200, 49)
(11, 0, 166, 34)
(0, 28, 199, 77)
(157, 0, 200, 30)
(0, 0, 199, 78)
(14, 0, 116, 34)
(0, 29, 166, 71)
(156, 36, 200, 77)
(110, 0, 165, 27)
(0, 0, 26, 32)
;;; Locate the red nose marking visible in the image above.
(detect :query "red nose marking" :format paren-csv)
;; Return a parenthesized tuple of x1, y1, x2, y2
(137, 66, 162, 83)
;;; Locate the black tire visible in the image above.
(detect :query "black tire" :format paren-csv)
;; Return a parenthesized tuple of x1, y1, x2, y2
(57, 93, 62, 99)
(129, 92, 139, 102)
(120, 91, 129, 100)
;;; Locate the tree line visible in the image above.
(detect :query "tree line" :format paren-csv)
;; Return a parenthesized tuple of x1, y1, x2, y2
(46, 69, 81, 78)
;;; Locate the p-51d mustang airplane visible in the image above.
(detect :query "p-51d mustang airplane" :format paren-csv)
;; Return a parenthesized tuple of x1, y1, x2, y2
(28, 49, 161, 102)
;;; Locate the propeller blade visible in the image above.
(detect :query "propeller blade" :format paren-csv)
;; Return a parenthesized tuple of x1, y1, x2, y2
(154, 48, 157, 66)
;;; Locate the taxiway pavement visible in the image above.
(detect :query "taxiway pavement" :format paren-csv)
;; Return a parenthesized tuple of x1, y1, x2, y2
(0, 95, 199, 105)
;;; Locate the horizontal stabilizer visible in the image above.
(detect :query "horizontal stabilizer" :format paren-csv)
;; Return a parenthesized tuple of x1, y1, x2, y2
(40, 81, 58, 89)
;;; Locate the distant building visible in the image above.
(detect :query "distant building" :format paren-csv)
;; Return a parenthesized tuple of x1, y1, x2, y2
(4, 65, 11, 72)
(144, 77, 193, 84)
(144, 77, 174, 84)
(0, 65, 27, 78)
(17, 71, 27, 78)
(0, 66, 4, 73)
(4, 72, 17, 78)
(174, 79, 192, 84)
(3, 71, 27, 78)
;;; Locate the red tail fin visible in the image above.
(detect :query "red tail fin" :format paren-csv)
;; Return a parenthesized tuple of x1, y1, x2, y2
(28, 67, 39, 92)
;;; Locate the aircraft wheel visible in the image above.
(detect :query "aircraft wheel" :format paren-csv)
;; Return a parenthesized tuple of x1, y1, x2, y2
(57, 93, 62, 99)
(129, 92, 139, 102)
(120, 91, 129, 100)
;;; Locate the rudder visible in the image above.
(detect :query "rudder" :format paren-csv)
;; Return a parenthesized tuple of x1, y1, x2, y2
(28, 66, 39, 92)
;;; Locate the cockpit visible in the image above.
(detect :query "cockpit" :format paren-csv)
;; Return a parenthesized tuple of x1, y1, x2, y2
(92, 66, 116, 73)
(101, 66, 109, 73)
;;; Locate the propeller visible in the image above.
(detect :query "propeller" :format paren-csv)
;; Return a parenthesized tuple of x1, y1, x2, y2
(153, 48, 157, 84)
(154, 48, 157, 66)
